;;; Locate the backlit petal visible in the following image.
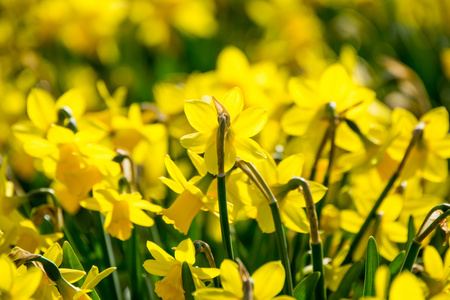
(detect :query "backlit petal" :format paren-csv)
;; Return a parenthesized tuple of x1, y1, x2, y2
(256, 203, 275, 233)
(175, 239, 196, 265)
(319, 64, 351, 104)
(27, 88, 57, 131)
(184, 100, 217, 132)
(234, 135, 266, 163)
(423, 152, 448, 182)
(421, 107, 449, 140)
(423, 246, 444, 280)
(180, 131, 212, 153)
(190, 266, 221, 280)
(253, 261, 285, 299)
(164, 155, 188, 187)
(280, 201, 309, 233)
(389, 272, 424, 300)
(146, 241, 176, 263)
(277, 154, 304, 184)
(220, 87, 244, 121)
(340, 210, 364, 233)
(232, 107, 267, 137)
(220, 259, 243, 298)
(143, 259, 173, 276)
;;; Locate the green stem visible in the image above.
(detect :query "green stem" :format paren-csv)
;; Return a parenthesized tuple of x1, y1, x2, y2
(194, 240, 221, 287)
(400, 240, 421, 273)
(217, 114, 234, 260)
(342, 122, 424, 265)
(99, 213, 123, 300)
(311, 242, 326, 300)
(270, 202, 294, 296)
(237, 159, 293, 296)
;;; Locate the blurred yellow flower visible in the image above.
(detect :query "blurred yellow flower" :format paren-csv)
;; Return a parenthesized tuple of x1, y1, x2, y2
(180, 87, 268, 175)
(143, 238, 220, 300)
(80, 188, 162, 241)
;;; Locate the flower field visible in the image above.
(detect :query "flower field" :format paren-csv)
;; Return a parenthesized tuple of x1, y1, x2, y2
(1, 0, 450, 299)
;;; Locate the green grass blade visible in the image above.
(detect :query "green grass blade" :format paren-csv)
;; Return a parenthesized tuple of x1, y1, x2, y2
(293, 272, 320, 300)
(330, 261, 364, 300)
(363, 236, 379, 297)
(182, 261, 196, 300)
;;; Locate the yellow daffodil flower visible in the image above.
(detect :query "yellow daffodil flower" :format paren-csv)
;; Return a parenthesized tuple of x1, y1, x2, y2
(388, 107, 450, 182)
(0, 254, 42, 299)
(143, 238, 220, 300)
(282, 63, 376, 153)
(194, 259, 294, 300)
(160, 155, 216, 234)
(80, 188, 162, 241)
(422, 246, 450, 296)
(180, 87, 268, 175)
(23, 124, 120, 214)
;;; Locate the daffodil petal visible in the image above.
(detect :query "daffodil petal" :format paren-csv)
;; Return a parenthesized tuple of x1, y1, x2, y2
(421, 107, 449, 140)
(252, 261, 285, 299)
(288, 77, 320, 109)
(162, 190, 203, 234)
(60, 269, 86, 283)
(146, 241, 175, 263)
(232, 107, 267, 137)
(384, 222, 407, 243)
(143, 259, 174, 276)
(374, 265, 390, 299)
(432, 136, 450, 158)
(220, 87, 244, 121)
(204, 138, 236, 175)
(256, 203, 275, 233)
(44, 242, 63, 266)
(11, 266, 42, 298)
(194, 288, 239, 300)
(234, 135, 266, 163)
(23, 138, 57, 158)
(160, 177, 184, 194)
(56, 89, 86, 120)
(281, 105, 315, 136)
(190, 266, 221, 280)
(184, 100, 217, 132)
(83, 266, 116, 290)
(280, 201, 309, 233)
(389, 272, 424, 300)
(174, 239, 196, 265)
(80, 197, 113, 212)
(277, 154, 304, 184)
(47, 125, 75, 144)
(0, 255, 15, 291)
(423, 152, 448, 182)
(340, 210, 364, 233)
(423, 246, 444, 280)
(319, 63, 350, 104)
(187, 150, 207, 176)
(27, 88, 57, 131)
(220, 259, 243, 298)
(180, 131, 212, 153)
(164, 155, 189, 187)
(129, 207, 155, 227)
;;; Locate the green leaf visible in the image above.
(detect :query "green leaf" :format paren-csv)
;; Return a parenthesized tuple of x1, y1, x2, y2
(330, 260, 364, 300)
(182, 261, 196, 300)
(293, 272, 320, 300)
(406, 216, 415, 249)
(363, 236, 379, 297)
(389, 251, 406, 278)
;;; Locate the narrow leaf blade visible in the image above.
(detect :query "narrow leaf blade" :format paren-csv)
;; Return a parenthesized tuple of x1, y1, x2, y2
(293, 272, 320, 300)
(363, 236, 379, 297)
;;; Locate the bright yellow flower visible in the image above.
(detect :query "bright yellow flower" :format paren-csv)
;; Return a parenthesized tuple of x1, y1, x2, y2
(282, 63, 376, 153)
(388, 107, 450, 182)
(143, 239, 220, 300)
(0, 254, 42, 300)
(194, 259, 293, 300)
(80, 188, 162, 241)
(160, 155, 215, 234)
(23, 125, 120, 214)
(180, 87, 268, 175)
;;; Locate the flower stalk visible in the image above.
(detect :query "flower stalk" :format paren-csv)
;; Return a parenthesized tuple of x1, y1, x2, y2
(342, 122, 425, 264)
(236, 159, 293, 296)
(216, 111, 234, 260)
(288, 177, 326, 300)
(194, 240, 220, 287)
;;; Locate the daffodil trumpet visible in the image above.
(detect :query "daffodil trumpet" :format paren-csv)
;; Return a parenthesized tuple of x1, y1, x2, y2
(342, 121, 425, 265)
(57, 106, 78, 133)
(288, 177, 326, 300)
(400, 203, 450, 273)
(216, 100, 234, 260)
(236, 158, 293, 296)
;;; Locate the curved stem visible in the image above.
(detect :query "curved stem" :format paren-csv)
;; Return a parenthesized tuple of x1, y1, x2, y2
(236, 159, 293, 296)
